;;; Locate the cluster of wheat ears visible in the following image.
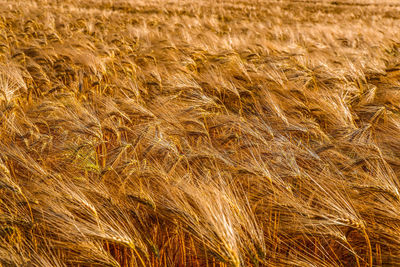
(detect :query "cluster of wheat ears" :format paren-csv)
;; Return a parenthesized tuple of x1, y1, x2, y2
(2, 0, 400, 266)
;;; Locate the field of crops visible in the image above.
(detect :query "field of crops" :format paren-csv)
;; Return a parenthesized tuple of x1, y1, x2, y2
(2, 0, 400, 266)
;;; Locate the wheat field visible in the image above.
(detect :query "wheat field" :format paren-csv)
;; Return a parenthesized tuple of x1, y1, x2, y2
(2, 0, 400, 266)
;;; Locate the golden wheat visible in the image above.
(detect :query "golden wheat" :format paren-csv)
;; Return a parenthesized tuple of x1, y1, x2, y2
(1, 0, 400, 266)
